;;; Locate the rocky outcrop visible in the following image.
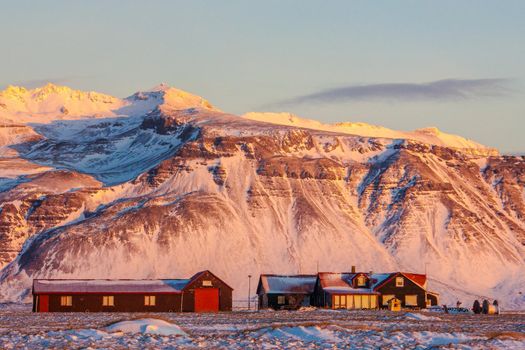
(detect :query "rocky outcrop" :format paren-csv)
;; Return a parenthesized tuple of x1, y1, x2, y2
(0, 94, 524, 307)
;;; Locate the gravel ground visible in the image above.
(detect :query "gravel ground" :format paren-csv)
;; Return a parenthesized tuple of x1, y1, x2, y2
(0, 305, 523, 349)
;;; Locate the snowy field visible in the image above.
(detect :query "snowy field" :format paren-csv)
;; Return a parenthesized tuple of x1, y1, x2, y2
(0, 305, 524, 349)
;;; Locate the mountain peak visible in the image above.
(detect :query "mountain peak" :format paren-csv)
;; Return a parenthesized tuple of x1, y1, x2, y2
(148, 83, 172, 92)
(414, 127, 441, 135)
(128, 84, 218, 112)
(0, 83, 123, 123)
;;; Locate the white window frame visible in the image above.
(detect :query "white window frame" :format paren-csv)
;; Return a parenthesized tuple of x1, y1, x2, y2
(60, 295, 72, 306)
(102, 295, 114, 306)
(405, 295, 418, 306)
(144, 295, 156, 306)
(395, 277, 404, 287)
(277, 295, 285, 305)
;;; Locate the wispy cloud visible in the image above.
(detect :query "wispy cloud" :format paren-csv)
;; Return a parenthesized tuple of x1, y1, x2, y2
(269, 78, 515, 107)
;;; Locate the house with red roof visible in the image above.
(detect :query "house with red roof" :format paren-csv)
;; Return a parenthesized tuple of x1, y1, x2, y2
(257, 268, 439, 310)
(312, 272, 381, 309)
(313, 270, 439, 309)
(372, 272, 439, 309)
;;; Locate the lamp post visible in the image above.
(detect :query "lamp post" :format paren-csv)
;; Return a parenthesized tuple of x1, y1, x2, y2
(248, 275, 252, 311)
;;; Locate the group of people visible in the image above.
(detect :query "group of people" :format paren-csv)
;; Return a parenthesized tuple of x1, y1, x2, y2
(439, 300, 499, 314)
(472, 299, 499, 315)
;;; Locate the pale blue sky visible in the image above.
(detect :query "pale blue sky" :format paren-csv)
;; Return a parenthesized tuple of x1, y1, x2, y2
(1, 1, 523, 153)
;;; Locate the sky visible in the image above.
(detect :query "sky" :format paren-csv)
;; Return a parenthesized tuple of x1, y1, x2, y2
(1, 1, 524, 154)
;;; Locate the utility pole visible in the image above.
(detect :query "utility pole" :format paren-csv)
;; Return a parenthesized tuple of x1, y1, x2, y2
(248, 274, 252, 311)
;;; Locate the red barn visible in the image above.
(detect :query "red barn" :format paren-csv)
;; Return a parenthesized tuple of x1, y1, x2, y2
(32, 270, 232, 313)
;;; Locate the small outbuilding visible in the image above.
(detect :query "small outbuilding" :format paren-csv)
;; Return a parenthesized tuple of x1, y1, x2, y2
(387, 297, 402, 311)
(257, 274, 317, 310)
(32, 270, 232, 313)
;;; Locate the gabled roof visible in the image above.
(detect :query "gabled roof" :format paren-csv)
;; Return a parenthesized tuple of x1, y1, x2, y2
(258, 274, 317, 294)
(369, 273, 394, 289)
(317, 272, 378, 295)
(33, 279, 189, 294)
(186, 270, 234, 290)
(372, 272, 427, 291)
(402, 273, 427, 288)
(32, 270, 233, 294)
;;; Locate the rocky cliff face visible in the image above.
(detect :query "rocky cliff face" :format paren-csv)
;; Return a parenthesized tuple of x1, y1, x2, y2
(0, 84, 524, 307)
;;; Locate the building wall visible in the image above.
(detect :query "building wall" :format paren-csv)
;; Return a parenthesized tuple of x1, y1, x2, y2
(33, 271, 233, 313)
(258, 293, 310, 310)
(37, 293, 182, 312)
(181, 271, 233, 312)
(258, 293, 268, 309)
(312, 279, 325, 307)
(376, 274, 427, 308)
(426, 293, 439, 306)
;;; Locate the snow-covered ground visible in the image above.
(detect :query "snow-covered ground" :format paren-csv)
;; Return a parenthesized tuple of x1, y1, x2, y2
(0, 305, 523, 349)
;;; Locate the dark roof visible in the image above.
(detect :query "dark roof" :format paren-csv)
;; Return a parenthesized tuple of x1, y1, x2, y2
(187, 270, 234, 290)
(32, 270, 234, 294)
(373, 272, 427, 291)
(317, 272, 379, 295)
(258, 274, 317, 294)
(33, 279, 189, 294)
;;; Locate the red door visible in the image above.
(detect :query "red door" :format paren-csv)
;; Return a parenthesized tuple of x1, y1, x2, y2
(39, 295, 49, 312)
(194, 288, 219, 312)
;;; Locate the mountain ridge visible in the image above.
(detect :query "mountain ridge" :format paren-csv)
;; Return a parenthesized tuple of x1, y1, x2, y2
(2, 84, 495, 155)
(0, 84, 523, 308)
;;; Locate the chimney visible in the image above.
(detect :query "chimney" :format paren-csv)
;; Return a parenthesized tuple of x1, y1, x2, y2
(351, 266, 356, 273)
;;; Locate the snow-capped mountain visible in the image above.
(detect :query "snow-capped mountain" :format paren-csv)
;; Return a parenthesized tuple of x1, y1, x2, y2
(242, 112, 498, 156)
(0, 84, 524, 308)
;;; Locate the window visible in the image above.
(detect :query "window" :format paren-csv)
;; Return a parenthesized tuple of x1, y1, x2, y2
(357, 275, 366, 287)
(60, 296, 72, 306)
(345, 295, 354, 309)
(382, 294, 395, 306)
(339, 295, 347, 308)
(277, 295, 285, 305)
(396, 277, 404, 287)
(405, 295, 418, 306)
(362, 295, 370, 309)
(370, 295, 377, 308)
(102, 295, 114, 306)
(202, 280, 213, 287)
(144, 295, 156, 306)
(333, 295, 340, 308)
(354, 295, 362, 309)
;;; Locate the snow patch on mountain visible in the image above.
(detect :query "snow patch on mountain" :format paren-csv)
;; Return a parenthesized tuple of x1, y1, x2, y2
(0, 84, 124, 123)
(0, 83, 523, 309)
(0, 83, 218, 125)
(242, 112, 497, 156)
